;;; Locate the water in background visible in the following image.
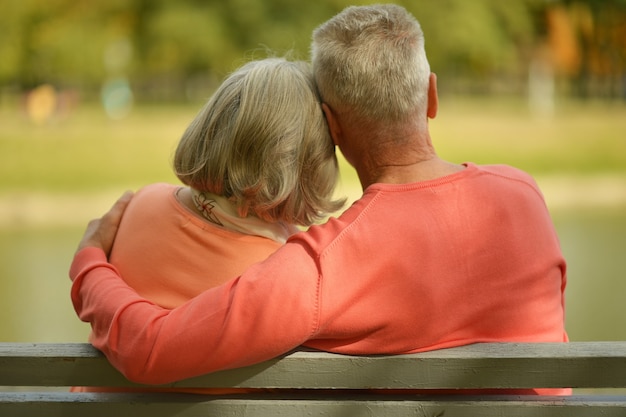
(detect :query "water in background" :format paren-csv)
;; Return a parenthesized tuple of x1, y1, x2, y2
(555, 206, 626, 341)
(0, 205, 625, 342)
(0, 226, 90, 341)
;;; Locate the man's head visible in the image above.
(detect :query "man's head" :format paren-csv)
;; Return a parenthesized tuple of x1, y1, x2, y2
(311, 4, 431, 125)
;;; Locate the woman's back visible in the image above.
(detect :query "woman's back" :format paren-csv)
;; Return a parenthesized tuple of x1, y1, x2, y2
(109, 183, 285, 308)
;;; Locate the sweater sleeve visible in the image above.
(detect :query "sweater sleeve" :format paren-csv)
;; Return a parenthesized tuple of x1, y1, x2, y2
(69, 246, 320, 384)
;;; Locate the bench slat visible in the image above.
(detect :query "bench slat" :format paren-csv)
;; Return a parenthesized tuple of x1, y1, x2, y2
(1, 392, 626, 417)
(1, 342, 626, 389)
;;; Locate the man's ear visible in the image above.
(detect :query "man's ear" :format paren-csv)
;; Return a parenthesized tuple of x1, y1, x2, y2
(321, 103, 341, 147)
(427, 73, 438, 119)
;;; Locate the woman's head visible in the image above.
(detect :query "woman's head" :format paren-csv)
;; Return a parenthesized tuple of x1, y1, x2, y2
(174, 58, 344, 226)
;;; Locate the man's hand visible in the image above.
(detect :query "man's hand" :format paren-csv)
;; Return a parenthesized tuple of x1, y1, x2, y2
(76, 191, 134, 256)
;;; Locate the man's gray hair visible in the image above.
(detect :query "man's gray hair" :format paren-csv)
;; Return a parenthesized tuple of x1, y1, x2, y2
(311, 4, 431, 123)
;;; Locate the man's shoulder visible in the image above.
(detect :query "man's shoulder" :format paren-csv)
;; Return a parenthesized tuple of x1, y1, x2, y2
(289, 192, 377, 251)
(472, 163, 546, 203)
(476, 163, 537, 186)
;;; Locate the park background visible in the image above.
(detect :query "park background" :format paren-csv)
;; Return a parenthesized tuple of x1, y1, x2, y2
(0, 0, 625, 344)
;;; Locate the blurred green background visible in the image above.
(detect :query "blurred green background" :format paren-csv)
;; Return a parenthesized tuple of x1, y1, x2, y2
(0, 0, 625, 343)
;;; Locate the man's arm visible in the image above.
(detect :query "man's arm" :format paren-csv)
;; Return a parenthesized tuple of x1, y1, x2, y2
(70, 195, 320, 384)
(76, 191, 134, 255)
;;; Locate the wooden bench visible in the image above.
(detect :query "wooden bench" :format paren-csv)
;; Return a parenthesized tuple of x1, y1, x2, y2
(1, 342, 625, 416)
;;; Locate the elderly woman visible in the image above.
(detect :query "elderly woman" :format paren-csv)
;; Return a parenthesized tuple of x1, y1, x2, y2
(72, 57, 344, 393)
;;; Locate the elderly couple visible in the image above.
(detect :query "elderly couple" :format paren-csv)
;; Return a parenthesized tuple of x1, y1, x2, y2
(70, 4, 568, 396)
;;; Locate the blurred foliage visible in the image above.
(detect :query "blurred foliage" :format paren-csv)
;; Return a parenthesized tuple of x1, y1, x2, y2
(0, 0, 625, 101)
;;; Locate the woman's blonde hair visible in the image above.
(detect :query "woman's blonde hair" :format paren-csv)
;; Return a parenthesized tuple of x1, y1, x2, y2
(174, 57, 344, 226)
(311, 4, 431, 123)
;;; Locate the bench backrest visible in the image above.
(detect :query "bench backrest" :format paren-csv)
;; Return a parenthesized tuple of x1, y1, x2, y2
(1, 341, 626, 416)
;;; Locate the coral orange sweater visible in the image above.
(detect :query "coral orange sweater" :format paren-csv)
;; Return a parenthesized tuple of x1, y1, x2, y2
(71, 163, 568, 394)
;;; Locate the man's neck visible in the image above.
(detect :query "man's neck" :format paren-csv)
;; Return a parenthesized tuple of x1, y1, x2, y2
(355, 150, 465, 190)
(337, 115, 463, 189)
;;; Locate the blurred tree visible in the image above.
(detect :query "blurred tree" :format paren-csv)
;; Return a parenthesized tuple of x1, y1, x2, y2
(0, 0, 137, 91)
(530, 0, 626, 99)
(569, 0, 626, 98)
(404, 0, 540, 94)
(0, 0, 623, 101)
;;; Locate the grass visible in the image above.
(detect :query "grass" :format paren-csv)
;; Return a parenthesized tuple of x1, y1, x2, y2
(1, 95, 625, 196)
(432, 96, 626, 176)
(0, 104, 189, 193)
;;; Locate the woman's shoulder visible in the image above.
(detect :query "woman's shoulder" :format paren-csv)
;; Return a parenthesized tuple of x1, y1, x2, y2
(135, 182, 178, 195)
(132, 183, 179, 202)
(123, 183, 180, 216)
